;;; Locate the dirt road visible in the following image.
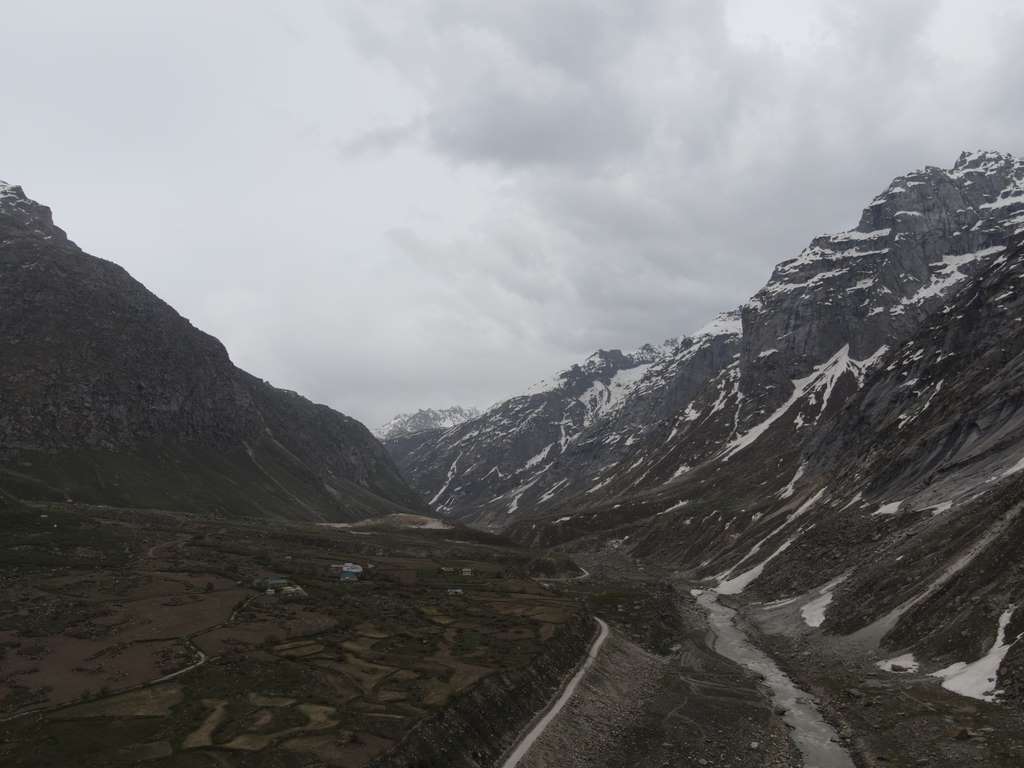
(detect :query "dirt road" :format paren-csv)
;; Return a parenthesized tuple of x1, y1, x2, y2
(501, 618, 610, 768)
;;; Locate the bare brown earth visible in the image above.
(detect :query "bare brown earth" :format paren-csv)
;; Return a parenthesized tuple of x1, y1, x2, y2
(0, 503, 584, 767)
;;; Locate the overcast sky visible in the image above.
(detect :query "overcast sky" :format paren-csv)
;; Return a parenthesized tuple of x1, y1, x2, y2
(3, 1, 1023, 427)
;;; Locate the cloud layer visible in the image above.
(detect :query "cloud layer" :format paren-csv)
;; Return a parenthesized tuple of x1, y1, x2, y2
(2, 0, 1023, 426)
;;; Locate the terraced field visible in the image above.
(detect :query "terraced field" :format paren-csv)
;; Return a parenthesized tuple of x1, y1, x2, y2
(0, 504, 585, 767)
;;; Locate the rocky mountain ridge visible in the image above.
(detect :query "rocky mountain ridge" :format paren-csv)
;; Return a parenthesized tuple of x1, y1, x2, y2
(0, 181, 425, 521)
(376, 405, 481, 440)
(384, 340, 697, 523)
(388, 150, 1023, 531)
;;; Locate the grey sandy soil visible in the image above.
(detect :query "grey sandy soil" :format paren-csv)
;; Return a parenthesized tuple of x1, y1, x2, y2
(517, 595, 799, 767)
(698, 591, 855, 768)
(502, 619, 610, 768)
(746, 595, 1024, 767)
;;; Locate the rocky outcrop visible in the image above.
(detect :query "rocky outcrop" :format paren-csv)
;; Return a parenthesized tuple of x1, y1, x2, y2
(0, 181, 425, 521)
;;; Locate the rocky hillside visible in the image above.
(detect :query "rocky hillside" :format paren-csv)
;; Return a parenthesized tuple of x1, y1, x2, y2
(391, 150, 1022, 531)
(0, 181, 425, 521)
(500, 150, 1024, 706)
(385, 341, 690, 525)
(386, 149, 1024, 704)
(376, 406, 480, 440)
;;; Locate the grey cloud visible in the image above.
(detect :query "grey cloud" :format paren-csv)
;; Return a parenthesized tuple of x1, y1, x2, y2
(338, 121, 422, 157)
(3, 0, 1024, 427)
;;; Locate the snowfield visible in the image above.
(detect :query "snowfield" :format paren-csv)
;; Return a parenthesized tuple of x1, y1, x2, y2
(931, 607, 1019, 702)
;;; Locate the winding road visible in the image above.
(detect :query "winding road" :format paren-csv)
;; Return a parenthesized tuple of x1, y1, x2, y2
(500, 617, 610, 768)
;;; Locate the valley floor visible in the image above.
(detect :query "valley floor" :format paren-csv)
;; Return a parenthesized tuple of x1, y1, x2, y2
(749, 597, 1024, 766)
(513, 553, 799, 767)
(517, 551, 1024, 768)
(0, 504, 590, 767)
(6, 503, 1024, 768)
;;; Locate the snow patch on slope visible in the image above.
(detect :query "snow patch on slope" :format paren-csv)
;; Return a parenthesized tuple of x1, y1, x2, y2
(931, 607, 1019, 702)
(430, 453, 463, 507)
(800, 574, 848, 628)
(872, 500, 903, 517)
(722, 345, 885, 460)
(901, 246, 1005, 306)
(1001, 453, 1024, 478)
(876, 653, 919, 673)
(694, 312, 743, 339)
(577, 364, 652, 426)
(778, 462, 806, 500)
(716, 536, 795, 595)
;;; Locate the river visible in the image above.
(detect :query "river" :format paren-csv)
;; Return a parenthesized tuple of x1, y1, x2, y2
(696, 590, 855, 768)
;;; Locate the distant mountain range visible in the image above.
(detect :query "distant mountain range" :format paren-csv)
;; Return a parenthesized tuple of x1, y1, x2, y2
(376, 406, 481, 440)
(0, 180, 425, 521)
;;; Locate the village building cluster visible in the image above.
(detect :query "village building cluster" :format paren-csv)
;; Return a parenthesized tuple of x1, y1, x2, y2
(330, 562, 364, 581)
(252, 575, 307, 600)
(251, 561, 368, 601)
(251, 560, 483, 604)
(439, 566, 474, 577)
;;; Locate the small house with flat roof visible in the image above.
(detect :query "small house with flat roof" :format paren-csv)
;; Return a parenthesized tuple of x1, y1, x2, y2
(331, 562, 364, 581)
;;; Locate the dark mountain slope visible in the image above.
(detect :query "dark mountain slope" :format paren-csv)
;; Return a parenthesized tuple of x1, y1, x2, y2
(386, 321, 744, 527)
(395, 151, 1022, 538)
(516, 168, 1024, 704)
(750, 228, 1024, 695)
(0, 181, 424, 520)
(385, 345, 676, 522)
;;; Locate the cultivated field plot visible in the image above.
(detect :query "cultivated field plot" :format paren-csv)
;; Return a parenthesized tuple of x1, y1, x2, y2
(0, 504, 581, 767)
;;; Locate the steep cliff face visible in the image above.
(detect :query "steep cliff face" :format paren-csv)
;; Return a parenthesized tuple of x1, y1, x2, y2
(0, 181, 425, 521)
(751, 228, 1024, 697)
(580, 150, 1018, 503)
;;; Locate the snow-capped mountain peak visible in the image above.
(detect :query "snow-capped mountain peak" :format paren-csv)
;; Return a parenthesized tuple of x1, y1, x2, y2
(376, 405, 481, 440)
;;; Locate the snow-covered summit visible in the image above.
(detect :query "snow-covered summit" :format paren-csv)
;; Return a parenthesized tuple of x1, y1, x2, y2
(0, 180, 27, 207)
(0, 179, 61, 240)
(949, 149, 1019, 177)
(376, 405, 481, 440)
(744, 151, 1021, 357)
(693, 310, 743, 340)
